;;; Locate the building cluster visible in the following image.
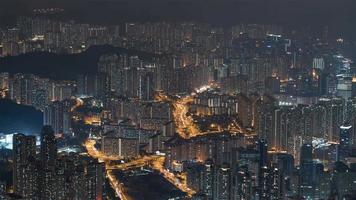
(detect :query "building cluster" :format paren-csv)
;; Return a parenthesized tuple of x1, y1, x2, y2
(102, 121, 161, 158)
(186, 91, 356, 163)
(166, 136, 356, 199)
(2, 17, 352, 98)
(0, 17, 120, 55)
(2, 15, 356, 199)
(255, 96, 356, 164)
(0, 17, 301, 95)
(0, 72, 75, 110)
(11, 126, 105, 200)
(99, 97, 175, 158)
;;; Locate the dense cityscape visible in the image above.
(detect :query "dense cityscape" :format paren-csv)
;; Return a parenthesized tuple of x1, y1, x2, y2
(0, 1, 356, 200)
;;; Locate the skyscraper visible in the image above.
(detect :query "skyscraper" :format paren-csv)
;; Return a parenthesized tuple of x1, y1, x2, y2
(0, 72, 9, 98)
(86, 159, 105, 200)
(98, 53, 123, 96)
(216, 164, 230, 200)
(338, 125, 352, 161)
(138, 67, 155, 100)
(300, 143, 313, 165)
(39, 126, 57, 200)
(203, 159, 215, 200)
(43, 101, 72, 135)
(299, 144, 316, 199)
(12, 134, 38, 199)
(0, 72, 9, 90)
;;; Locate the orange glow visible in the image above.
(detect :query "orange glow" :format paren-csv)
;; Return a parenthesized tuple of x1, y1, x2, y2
(84, 116, 101, 125)
(84, 139, 195, 197)
(155, 83, 246, 139)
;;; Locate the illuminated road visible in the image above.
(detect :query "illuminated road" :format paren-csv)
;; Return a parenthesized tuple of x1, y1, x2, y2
(156, 84, 214, 139)
(84, 139, 195, 198)
(107, 170, 132, 200)
(107, 155, 195, 196)
(84, 140, 122, 162)
(150, 157, 195, 196)
(156, 83, 246, 139)
(70, 98, 84, 112)
(172, 96, 201, 139)
(106, 155, 162, 170)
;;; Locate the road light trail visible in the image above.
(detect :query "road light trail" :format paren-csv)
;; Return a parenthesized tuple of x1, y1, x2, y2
(84, 139, 195, 197)
(84, 139, 132, 200)
(107, 170, 132, 200)
(150, 156, 195, 197)
(172, 95, 201, 139)
(156, 90, 203, 139)
(84, 139, 122, 162)
(155, 83, 247, 139)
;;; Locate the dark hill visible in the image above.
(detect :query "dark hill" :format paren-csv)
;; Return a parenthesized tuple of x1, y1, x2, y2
(0, 99, 43, 135)
(0, 45, 156, 80)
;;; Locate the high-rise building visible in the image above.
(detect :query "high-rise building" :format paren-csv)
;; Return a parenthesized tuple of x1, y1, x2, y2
(318, 97, 345, 142)
(43, 100, 72, 135)
(203, 159, 215, 200)
(258, 139, 269, 198)
(299, 144, 317, 199)
(0, 72, 9, 98)
(72, 164, 87, 200)
(0, 72, 9, 90)
(300, 143, 313, 164)
(77, 74, 107, 99)
(231, 166, 253, 200)
(39, 126, 57, 200)
(339, 125, 352, 161)
(98, 53, 123, 96)
(54, 157, 67, 200)
(138, 67, 155, 100)
(32, 89, 48, 111)
(12, 134, 38, 199)
(313, 58, 325, 70)
(186, 163, 205, 192)
(20, 74, 35, 105)
(352, 77, 356, 98)
(0, 181, 6, 199)
(9, 73, 23, 104)
(86, 159, 105, 200)
(216, 164, 231, 200)
(258, 139, 268, 168)
(270, 153, 294, 198)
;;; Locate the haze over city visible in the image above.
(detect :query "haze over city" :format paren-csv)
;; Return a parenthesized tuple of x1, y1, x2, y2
(0, 0, 356, 199)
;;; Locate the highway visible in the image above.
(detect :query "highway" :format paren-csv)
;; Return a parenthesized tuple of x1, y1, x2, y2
(84, 140, 122, 162)
(172, 95, 201, 139)
(157, 89, 245, 139)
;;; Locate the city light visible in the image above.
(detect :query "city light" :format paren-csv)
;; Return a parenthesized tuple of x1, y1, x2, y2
(2, 4, 356, 199)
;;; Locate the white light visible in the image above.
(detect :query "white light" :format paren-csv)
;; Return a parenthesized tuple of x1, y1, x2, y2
(340, 125, 352, 130)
